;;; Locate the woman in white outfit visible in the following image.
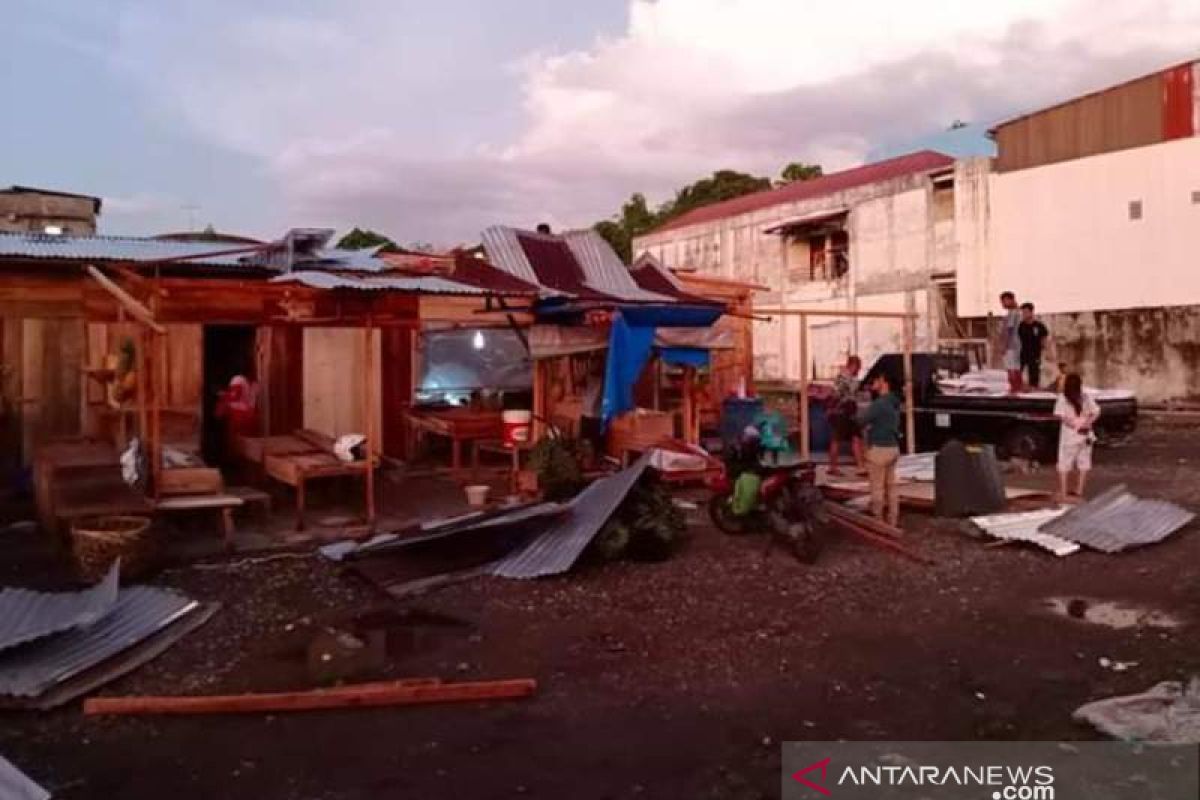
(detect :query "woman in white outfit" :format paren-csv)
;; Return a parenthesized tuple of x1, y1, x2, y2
(1054, 373, 1100, 502)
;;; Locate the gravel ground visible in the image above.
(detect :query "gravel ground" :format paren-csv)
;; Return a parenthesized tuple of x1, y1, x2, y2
(2, 421, 1199, 800)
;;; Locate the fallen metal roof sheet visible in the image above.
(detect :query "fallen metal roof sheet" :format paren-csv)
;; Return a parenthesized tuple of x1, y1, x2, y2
(272, 270, 493, 295)
(562, 230, 674, 303)
(971, 508, 1078, 556)
(481, 226, 549, 290)
(0, 562, 120, 653)
(895, 452, 937, 483)
(0, 587, 197, 699)
(1038, 485, 1196, 553)
(0, 754, 49, 800)
(491, 455, 649, 579)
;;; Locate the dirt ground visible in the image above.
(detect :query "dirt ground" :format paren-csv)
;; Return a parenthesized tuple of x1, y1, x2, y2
(3, 421, 1199, 800)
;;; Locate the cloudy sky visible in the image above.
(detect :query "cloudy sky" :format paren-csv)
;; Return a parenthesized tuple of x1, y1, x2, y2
(3, 1, 1198, 245)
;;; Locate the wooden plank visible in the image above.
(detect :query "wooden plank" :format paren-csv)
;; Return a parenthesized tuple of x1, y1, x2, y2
(155, 494, 244, 511)
(85, 266, 165, 333)
(799, 313, 810, 461)
(757, 308, 918, 320)
(82, 678, 537, 716)
(158, 467, 224, 496)
(364, 321, 377, 527)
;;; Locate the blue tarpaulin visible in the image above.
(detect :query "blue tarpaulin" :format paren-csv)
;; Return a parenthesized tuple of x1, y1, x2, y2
(658, 346, 709, 368)
(601, 313, 655, 425)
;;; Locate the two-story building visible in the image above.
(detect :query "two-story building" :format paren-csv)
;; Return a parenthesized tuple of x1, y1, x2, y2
(633, 150, 957, 382)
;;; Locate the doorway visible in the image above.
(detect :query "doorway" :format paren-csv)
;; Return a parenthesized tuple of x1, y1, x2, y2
(201, 324, 257, 465)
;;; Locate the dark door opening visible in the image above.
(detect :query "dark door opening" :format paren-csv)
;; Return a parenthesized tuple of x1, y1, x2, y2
(202, 324, 257, 466)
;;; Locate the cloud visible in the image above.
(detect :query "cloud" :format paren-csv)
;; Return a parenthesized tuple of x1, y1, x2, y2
(108, 0, 1200, 245)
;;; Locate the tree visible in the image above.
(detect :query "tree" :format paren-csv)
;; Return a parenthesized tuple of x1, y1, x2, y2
(594, 192, 663, 263)
(336, 227, 397, 251)
(777, 162, 824, 185)
(662, 170, 771, 221)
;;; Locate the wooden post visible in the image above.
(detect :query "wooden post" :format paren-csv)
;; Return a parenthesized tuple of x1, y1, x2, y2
(681, 366, 696, 445)
(532, 359, 546, 442)
(903, 316, 916, 455)
(150, 289, 164, 499)
(135, 329, 148, 463)
(363, 320, 377, 528)
(799, 313, 810, 462)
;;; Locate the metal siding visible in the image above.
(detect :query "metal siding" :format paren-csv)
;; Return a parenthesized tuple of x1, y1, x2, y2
(1038, 485, 1196, 553)
(0, 587, 197, 698)
(491, 456, 649, 579)
(0, 563, 119, 653)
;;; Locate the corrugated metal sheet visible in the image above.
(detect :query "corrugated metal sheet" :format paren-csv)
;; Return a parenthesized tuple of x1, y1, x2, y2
(491, 456, 649, 579)
(649, 151, 953, 235)
(272, 270, 492, 295)
(1038, 485, 1196, 553)
(0, 232, 255, 266)
(895, 452, 937, 483)
(0, 587, 197, 698)
(0, 563, 119, 653)
(481, 226, 545, 288)
(971, 508, 1078, 556)
(562, 230, 673, 303)
(0, 754, 48, 800)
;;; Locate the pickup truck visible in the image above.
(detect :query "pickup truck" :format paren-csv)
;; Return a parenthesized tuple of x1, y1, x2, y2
(859, 353, 1138, 462)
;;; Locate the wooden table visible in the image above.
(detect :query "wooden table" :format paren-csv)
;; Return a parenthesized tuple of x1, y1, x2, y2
(264, 451, 372, 531)
(404, 408, 504, 471)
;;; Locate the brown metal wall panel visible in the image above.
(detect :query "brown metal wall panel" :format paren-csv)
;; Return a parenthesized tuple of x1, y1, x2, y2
(995, 70, 1176, 171)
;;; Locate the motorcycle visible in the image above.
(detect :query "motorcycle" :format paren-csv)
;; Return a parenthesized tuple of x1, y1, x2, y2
(707, 457, 827, 563)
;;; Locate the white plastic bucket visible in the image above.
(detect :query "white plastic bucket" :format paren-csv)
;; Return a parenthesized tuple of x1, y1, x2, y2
(501, 409, 532, 446)
(464, 484, 490, 507)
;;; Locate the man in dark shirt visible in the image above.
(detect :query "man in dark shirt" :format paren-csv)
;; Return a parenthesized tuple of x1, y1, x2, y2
(1018, 302, 1051, 389)
(857, 373, 902, 526)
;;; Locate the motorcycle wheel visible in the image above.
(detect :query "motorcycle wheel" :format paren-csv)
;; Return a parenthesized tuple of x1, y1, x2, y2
(788, 520, 822, 564)
(708, 493, 748, 535)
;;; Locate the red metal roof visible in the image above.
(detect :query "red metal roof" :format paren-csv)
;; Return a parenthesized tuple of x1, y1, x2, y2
(630, 264, 719, 306)
(448, 252, 541, 295)
(649, 150, 954, 235)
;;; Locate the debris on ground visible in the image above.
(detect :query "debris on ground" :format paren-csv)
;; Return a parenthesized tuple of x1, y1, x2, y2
(1039, 485, 1195, 553)
(82, 677, 537, 716)
(823, 503, 933, 564)
(0, 565, 216, 709)
(590, 474, 686, 562)
(970, 508, 1076, 556)
(1042, 597, 1183, 629)
(0, 752, 49, 800)
(1074, 677, 1200, 743)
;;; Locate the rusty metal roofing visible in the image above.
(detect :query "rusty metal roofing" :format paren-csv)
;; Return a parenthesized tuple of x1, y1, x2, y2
(517, 232, 591, 293)
(0, 754, 48, 800)
(449, 252, 541, 295)
(1038, 485, 1196, 553)
(491, 455, 649, 579)
(0, 587, 197, 699)
(970, 508, 1078, 556)
(0, 563, 119, 653)
(648, 150, 954, 235)
(271, 270, 495, 295)
(631, 261, 721, 305)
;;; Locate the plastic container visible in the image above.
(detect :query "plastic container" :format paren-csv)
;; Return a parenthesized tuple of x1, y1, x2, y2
(720, 397, 764, 449)
(464, 485, 490, 508)
(502, 409, 532, 447)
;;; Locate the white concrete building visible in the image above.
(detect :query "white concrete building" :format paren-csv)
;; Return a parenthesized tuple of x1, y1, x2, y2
(955, 59, 1200, 402)
(634, 151, 957, 381)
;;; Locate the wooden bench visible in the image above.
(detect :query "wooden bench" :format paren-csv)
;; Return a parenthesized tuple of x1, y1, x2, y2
(155, 494, 244, 549)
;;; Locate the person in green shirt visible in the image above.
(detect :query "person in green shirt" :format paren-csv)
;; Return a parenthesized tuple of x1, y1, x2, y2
(857, 372, 902, 526)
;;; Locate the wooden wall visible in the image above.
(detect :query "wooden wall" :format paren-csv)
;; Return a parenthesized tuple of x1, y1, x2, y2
(302, 328, 383, 447)
(1, 318, 85, 464)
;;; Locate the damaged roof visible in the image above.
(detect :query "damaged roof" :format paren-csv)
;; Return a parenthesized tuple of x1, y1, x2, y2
(0, 563, 119, 653)
(1038, 485, 1196, 553)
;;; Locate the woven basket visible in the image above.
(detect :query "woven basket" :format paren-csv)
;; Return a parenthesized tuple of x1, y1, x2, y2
(70, 515, 155, 582)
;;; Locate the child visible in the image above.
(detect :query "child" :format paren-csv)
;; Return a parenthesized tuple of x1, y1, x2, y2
(1054, 373, 1100, 502)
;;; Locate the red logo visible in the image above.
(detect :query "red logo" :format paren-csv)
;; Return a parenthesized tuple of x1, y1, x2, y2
(792, 757, 831, 796)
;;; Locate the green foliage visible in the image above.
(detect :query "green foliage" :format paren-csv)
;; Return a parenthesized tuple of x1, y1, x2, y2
(593, 161, 819, 262)
(336, 227, 398, 251)
(777, 162, 824, 185)
(592, 476, 686, 562)
(528, 435, 584, 501)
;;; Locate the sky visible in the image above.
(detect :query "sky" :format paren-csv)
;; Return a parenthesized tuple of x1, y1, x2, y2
(2, 0, 1198, 247)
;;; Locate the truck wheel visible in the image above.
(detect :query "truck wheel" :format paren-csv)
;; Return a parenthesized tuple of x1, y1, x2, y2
(1002, 425, 1049, 462)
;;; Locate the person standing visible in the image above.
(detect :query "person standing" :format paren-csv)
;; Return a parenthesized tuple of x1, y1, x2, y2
(1054, 373, 1100, 502)
(858, 372, 902, 527)
(1018, 302, 1051, 389)
(998, 291, 1023, 393)
(827, 355, 865, 476)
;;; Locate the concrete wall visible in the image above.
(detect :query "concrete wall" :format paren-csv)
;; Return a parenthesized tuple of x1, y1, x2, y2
(0, 192, 98, 235)
(635, 171, 948, 382)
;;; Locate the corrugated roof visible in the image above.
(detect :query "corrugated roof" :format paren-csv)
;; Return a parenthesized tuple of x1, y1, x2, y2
(0, 587, 197, 699)
(762, 207, 849, 234)
(562, 230, 673, 303)
(0, 563, 120, 653)
(648, 150, 955, 235)
(0, 231, 257, 266)
(0, 754, 48, 800)
(491, 456, 649, 579)
(971, 508, 1078, 556)
(1038, 485, 1196, 553)
(449, 252, 541, 295)
(271, 270, 495, 295)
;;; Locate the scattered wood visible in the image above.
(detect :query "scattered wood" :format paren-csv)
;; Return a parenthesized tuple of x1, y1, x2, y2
(825, 503, 905, 539)
(82, 677, 537, 717)
(824, 504, 933, 564)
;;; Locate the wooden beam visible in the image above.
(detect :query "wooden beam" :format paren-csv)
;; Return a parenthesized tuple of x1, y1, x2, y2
(757, 308, 919, 320)
(363, 320, 377, 528)
(799, 313, 810, 461)
(85, 266, 165, 334)
(82, 678, 537, 716)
